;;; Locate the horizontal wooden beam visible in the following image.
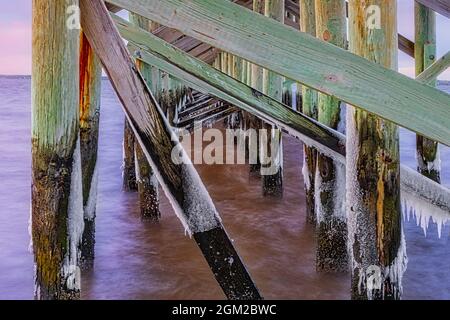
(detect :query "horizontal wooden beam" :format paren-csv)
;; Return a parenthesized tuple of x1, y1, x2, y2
(81, 0, 261, 300)
(107, 0, 450, 147)
(416, 0, 450, 18)
(416, 51, 450, 85)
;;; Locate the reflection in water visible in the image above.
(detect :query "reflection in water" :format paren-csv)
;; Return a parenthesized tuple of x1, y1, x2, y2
(0, 77, 449, 299)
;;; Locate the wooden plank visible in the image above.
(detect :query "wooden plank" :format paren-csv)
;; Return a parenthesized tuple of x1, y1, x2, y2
(314, 0, 348, 273)
(107, 0, 450, 146)
(415, 2, 440, 183)
(416, 51, 450, 84)
(416, 0, 450, 18)
(80, 0, 261, 300)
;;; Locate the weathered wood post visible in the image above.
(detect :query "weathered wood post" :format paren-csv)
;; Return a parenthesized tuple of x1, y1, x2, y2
(130, 13, 161, 221)
(415, 1, 440, 183)
(261, 0, 284, 197)
(299, 0, 318, 224)
(347, 0, 406, 299)
(32, 0, 83, 299)
(79, 32, 101, 269)
(248, 0, 265, 176)
(314, 0, 348, 272)
(80, 0, 261, 299)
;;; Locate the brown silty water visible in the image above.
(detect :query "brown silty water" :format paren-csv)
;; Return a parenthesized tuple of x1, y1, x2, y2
(0, 77, 449, 299)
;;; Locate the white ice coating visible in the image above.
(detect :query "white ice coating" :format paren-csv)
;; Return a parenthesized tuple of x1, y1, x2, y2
(416, 144, 441, 173)
(62, 137, 84, 291)
(402, 190, 450, 238)
(84, 163, 98, 221)
(314, 160, 346, 223)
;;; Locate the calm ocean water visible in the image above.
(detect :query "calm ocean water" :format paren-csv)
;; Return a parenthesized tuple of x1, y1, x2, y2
(0, 76, 449, 299)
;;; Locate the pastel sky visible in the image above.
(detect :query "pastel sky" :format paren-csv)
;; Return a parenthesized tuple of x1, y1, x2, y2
(0, 0, 449, 79)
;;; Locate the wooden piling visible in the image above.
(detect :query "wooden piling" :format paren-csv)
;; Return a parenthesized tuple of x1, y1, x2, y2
(248, 0, 265, 177)
(415, 2, 440, 183)
(347, 0, 404, 300)
(32, 0, 82, 299)
(299, 0, 318, 224)
(79, 32, 101, 269)
(261, 0, 284, 198)
(80, 0, 261, 299)
(314, 0, 348, 273)
(130, 12, 161, 221)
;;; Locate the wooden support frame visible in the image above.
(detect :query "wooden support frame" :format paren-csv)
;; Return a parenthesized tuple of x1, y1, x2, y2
(417, 51, 450, 84)
(80, 0, 261, 300)
(117, 17, 450, 218)
(32, 0, 83, 300)
(106, 0, 450, 147)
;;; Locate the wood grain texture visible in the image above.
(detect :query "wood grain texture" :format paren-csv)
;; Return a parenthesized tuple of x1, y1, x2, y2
(347, 0, 402, 300)
(116, 16, 346, 160)
(416, 50, 450, 84)
(79, 31, 102, 270)
(80, 0, 261, 300)
(32, 0, 81, 300)
(314, 0, 348, 273)
(299, 0, 318, 224)
(415, 2, 440, 183)
(130, 12, 161, 220)
(107, 0, 450, 146)
(260, 0, 284, 197)
(115, 12, 450, 217)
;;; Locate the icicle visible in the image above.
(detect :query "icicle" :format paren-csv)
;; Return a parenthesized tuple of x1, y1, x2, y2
(84, 163, 98, 221)
(62, 136, 84, 291)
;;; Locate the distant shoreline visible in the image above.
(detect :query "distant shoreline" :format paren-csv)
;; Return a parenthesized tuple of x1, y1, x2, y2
(1, 74, 449, 86)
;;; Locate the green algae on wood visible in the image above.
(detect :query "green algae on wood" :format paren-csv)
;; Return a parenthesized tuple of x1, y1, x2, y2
(32, 0, 82, 300)
(107, 0, 450, 146)
(347, 0, 404, 300)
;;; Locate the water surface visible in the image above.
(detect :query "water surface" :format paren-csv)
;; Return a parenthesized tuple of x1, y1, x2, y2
(0, 76, 449, 299)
